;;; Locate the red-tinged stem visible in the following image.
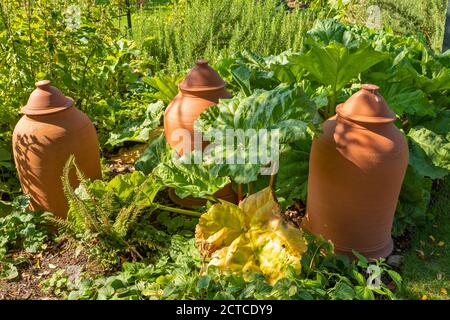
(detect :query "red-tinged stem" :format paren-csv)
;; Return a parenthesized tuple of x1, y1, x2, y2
(237, 183, 243, 202)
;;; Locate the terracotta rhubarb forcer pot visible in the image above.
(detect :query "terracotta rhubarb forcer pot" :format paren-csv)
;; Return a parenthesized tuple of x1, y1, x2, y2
(302, 84, 408, 260)
(164, 59, 236, 207)
(164, 59, 232, 154)
(12, 80, 102, 219)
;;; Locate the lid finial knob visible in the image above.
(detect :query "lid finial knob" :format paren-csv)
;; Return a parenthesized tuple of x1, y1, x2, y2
(195, 59, 209, 67)
(362, 84, 380, 94)
(35, 80, 51, 89)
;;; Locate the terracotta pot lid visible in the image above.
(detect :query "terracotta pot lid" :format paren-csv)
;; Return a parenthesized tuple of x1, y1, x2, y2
(21, 80, 74, 115)
(336, 84, 396, 124)
(178, 59, 227, 92)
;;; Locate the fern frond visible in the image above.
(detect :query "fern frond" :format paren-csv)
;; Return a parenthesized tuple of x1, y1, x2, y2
(62, 155, 99, 233)
(132, 224, 170, 251)
(100, 191, 117, 221)
(50, 216, 78, 236)
(113, 205, 153, 238)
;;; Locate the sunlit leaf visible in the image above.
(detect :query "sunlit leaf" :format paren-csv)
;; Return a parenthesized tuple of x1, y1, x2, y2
(291, 39, 388, 92)
(196, 187, 307, 283)
(153, 151, 230, 199)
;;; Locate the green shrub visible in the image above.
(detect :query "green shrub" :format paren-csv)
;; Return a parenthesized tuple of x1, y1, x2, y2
(134, 0, 326, 73)
(345, 0, 447, 51)
(0, 0, 156, 197)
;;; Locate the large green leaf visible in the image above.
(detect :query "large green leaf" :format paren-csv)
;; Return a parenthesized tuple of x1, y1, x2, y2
(135, 134, 171, 174)
(400, 116, 450, 230)
(418, 68, 450, 94)
(394, 165, 432, 236)
(153, 151, 230, 199)
(306, 19, 357, 49)
(291, 40, 388, 93)
(108, 171, 161, 206)
(274, 141, 311, 210)
(196, 86, 315, 184)
(246, 142, 310, 210)
(380, 83, 435, 117)
(231, 65, 253, 96)
(215, 51, 298, 93)
(408, 127, 450, 173)
(263, 50, 300, 84)
(408, 139, 448, 179)
(143, 74, 179, 104)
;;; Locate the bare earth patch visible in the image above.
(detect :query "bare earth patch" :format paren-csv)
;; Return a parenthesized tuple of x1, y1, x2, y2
(0, 240, 93, 300)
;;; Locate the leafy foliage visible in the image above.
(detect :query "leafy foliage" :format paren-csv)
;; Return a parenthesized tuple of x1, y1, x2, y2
(40, 233, 401, 300)
(60, 156, 165, 267)
(153, 151, 231, 199)
(394, 166, 432, 236)
(1, 1, 448, 301)
(0, 196, 51, 260)
(134, 133, 170, 174)
(408, 127, 450, 173)
(291, 38, 388, 115)
(0, 0, 157, 198)
(136, 0, 323, 73)
(142, 73, 179, 104)
(106, 101, 165, 147)
(0, 196, 51, 280)
(134, 18, 450, 236)
(208, 19, 450, 234)
(273, 141, 311, 208)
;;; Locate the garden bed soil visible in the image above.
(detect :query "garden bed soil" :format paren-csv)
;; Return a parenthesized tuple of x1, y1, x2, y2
(0, 241, 95, 300)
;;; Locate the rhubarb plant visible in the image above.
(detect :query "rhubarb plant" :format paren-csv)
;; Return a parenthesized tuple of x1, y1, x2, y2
(195, 85, 317, 202)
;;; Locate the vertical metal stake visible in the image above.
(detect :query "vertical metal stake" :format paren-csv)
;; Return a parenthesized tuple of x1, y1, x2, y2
(125, 0, 132, 33)
(443, 0, 450, 51)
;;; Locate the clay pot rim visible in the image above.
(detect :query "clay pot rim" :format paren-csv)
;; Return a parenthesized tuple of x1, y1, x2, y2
(336, 103, 396, 124)
(21, 96, 74, 116)
(178, 83, 227, 93)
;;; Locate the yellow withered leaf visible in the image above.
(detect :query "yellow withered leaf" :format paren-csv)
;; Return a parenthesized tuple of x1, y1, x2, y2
(196, 187, 307, 283)
(195, 201, 245, 255)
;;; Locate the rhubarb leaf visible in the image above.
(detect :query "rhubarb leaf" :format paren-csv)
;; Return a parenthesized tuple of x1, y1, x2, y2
(153, 151, 230, 199)
(196, 187, 307, 283)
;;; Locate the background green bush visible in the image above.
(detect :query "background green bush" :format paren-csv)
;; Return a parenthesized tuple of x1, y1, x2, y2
(133, 0, 324, 73)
